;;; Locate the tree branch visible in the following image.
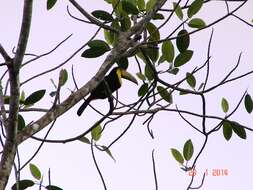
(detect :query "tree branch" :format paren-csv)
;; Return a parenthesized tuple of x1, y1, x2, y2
(0, 44, 11, 63)
(68, 0, 118, 33)
(16, 0, 166, 145)
(0, 0, 33, 189)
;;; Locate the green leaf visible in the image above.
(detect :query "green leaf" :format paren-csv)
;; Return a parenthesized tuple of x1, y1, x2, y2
(20, 90, 26, 103)
(173, 2, 183, 20)
(168, 68, 179, 75)
(104, 29, 114, 45)
(91, 124, 102, 141)
(146, 0, 157, 12)
(122, 0, 139, 15)
(145, 64, 154, 81)
(174, 50, 193, 67)
(158, 55, 166, 64)
(88, 40, 111, 49)
(138, 83, 149, 97)
(188, 18, 206, 28)
(137, 0, 145, 11)
(146, 22, 160, 41)
(171, 148, 184, 164)
(24, 90, 46, 105)
(137, 51, 147, 63)
(112, 0, 122, 16)
(183, 139, 194, 161)
(45, 185, 63, 190)
(91, 10, 114, 22)
(59, 69, 68, 86)
(223, 121, 232, 141)
(231, 121, 247, 139)
(136, 72, 146, 81)
(11, 180, 35, 190)
(157, 86, 172, 103)
(29, 163, 41, 180)
(82, 40, 111, 58)
(79, 136, 90, 144)
(139, 45, 159, 64)
(180, 91, 189, 95)
(244, 94, 253, 113)
(145, 47, 159, 63)
(120, 15, 131, 31)
(18, 114, 26, 131)
(81, 47, 108, 58)
(162, 40, 174, 63)
(186, 72, 196, 88)
(111, 20, 120, 46)
(102, 146, 116, 162)
(221, 97, 229, 113)
(176, 29, 190, 53)
(47, 0, 57, 10)
(152, 13, 165, 20)
(187, 0, 204, 18)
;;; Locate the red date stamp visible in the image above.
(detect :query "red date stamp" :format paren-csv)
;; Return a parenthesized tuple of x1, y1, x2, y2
(188, 169, 229, 177)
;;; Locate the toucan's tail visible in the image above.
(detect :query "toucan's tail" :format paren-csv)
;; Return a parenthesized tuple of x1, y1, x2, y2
(77, 96, 92, 116)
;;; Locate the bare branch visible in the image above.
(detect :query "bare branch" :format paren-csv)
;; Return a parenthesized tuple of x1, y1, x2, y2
(20, 29, 99, 86)
(159, 0, 247, 12)
(13, 0, 33, 71)
(91, 140, 107, 190)
(204, 53, 242, 93)
(19, 120, 57, 171)
(176, 106, 204, 134)
(157, 0, 248, 44)
(201, 95, 207, 134)
(232, 13, 253, 28)
(66, 6, 92, 24)
(0, 0, 33, 189)
(21, 34, 73, 68)
(189, 172, 206, 189)
(151, 149, 158, 190)
(203, 29, 214, 91)
(0, 44, 11, 62)
(68, 0, 118, 33)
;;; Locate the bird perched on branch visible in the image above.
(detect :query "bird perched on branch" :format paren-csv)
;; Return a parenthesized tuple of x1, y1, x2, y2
(77, 67, 138, 116)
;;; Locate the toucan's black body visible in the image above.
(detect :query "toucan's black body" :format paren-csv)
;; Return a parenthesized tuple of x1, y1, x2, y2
(77, 67, 137, 116)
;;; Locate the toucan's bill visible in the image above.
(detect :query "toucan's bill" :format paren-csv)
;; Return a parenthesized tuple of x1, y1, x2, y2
(120, 69, 138, 85)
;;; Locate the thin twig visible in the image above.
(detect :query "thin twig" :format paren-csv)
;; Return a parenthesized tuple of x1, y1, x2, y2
(189, 172, 206, 189)
(68, 0, 118, 33)
(0, 44, 11, 62)
(21, 34, 73, 68)
(91, 139, 107, 190)
(232, 13, 253, 27)
(67, 6, 92, 24)
(203, 29, 214, 91)
(20, 120, 57, 171)
(152, 149, 158, 190)
(156, 0, 248, 45)
(176, 106, 204, 134)
(21, 29, 100, 86)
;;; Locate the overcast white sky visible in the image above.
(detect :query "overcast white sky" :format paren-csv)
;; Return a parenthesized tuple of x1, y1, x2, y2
(1, 1, 253, 190)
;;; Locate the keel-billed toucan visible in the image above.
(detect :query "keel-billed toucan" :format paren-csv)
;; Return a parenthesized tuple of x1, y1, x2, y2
(77, 67, 138, 116)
